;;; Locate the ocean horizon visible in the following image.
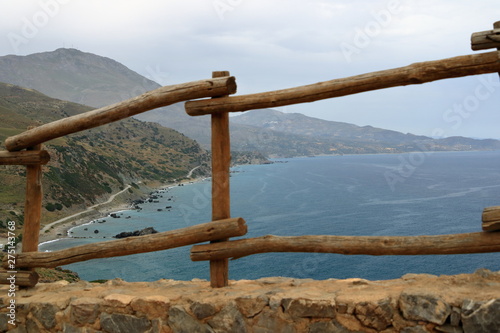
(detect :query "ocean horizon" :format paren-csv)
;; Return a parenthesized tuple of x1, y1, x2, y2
(41, 150, 500, 282)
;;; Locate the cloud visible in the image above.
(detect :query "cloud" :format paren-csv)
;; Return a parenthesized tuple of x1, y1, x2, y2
(0, 0, 499, 138)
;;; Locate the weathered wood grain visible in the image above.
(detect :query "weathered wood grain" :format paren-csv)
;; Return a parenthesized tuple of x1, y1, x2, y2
(0, 150, 50, 165)
(6, 218, 247, 269)
(22, 144, 43, 253)
(210, 71, 232, 288)
(471, 21, 500, 51)
(5, 76, 237, 151)
(185, 51, 500, 116)
(191, 233, 500, 261)
(482, 206, 500, 232)
(0, 269, 39, 287)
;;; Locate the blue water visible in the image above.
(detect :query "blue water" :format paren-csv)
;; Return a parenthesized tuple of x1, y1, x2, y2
(40, 151, 500, 281)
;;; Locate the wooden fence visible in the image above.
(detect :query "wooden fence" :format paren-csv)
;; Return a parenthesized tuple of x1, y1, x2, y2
(1, 22, 500, 288)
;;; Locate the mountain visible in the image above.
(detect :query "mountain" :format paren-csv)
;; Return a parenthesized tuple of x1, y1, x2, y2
(0, 48, 159, 108)
(231, 109, 428, 143)
(0, 49, 268, 156)
(230, 109, 500, 154)
(1, 48, 499, 159)
(0, 49, 281, 155)
(0, 82, 210, 227)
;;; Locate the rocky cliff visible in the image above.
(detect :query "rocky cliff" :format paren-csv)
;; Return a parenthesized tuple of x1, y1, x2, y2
(0, 82, 211, 228)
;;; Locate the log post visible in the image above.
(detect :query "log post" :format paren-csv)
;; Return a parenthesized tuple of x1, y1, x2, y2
(185, 51, 500, 116)
(471, 21, 500, 51)
(210, 71, 232, 288)
(22, 143, 43, 253)
(0, 269, 39, 288)
(5, 76, 237, 152)
(191, 233, 500, 261)
(4, 218, 247, 269)
(0, 150, 50, 165)
(495, 21, 500, 79)
(482, 206, 500, 232)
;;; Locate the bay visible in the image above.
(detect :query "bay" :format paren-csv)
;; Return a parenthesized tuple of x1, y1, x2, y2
(41, 151, 500, 281)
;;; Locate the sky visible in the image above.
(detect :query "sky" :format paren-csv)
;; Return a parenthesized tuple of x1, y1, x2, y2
(1, 0, 499, 139)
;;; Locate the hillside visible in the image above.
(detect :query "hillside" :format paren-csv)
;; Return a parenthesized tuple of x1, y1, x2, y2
(134, 106, 348, 156)
(0, 82, 210, 229)
(230, 110, 500, 155)
(231, 109, 428, 143)
(0, 49, 271, 158)
(1, 48, 499, 158)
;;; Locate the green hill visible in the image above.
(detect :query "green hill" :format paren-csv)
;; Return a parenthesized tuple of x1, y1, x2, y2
(2, 48, 498, 160)
(0, 82, 210, 229)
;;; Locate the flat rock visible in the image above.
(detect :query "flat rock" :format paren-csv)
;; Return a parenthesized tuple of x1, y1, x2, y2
(168, 306, 213, 333)
(100, 313, 152, 333)
(462, 298, 500, 333)
(399, 292, 451, 325)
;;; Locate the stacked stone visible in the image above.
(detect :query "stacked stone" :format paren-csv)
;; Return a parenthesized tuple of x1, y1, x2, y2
(1, 271, 499, 332)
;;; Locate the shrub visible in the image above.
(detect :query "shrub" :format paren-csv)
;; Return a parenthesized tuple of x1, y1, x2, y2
(45, 203, 56, 212)
(62, 198, 72, 208)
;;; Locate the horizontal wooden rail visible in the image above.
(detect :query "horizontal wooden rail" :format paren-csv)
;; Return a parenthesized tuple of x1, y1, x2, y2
(185, 51, 500, 116)
(5, 76, 237, 151)
(471, 21, 500, 51)
(0, 150, 50, 165)
(482, 206, 500, 232)
(0, 269, 39, 288)
(190, 232, 500, 261)
(5, 217, 247, 269)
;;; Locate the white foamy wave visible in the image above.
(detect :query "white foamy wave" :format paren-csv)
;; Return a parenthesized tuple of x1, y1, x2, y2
(38, 238, 63, 247)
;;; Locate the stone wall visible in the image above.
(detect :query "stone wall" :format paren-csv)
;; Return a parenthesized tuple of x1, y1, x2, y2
(1, 269, 499, 332)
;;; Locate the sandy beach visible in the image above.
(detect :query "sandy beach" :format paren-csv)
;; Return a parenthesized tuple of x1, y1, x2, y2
(36, 166, 206, 247)
(37, 184, 134, 245)
(37, 203, 131, 245)
(0, 201, 131, 250)
(0, 166, 206, 251)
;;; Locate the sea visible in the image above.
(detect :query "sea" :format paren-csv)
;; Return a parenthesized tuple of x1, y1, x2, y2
(40, 151, 500, 282)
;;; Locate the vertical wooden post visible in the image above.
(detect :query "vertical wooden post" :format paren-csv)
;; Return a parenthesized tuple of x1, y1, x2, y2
(495, 21, 500, 78)
(210, 71, 232, 288)
(22, 143, 43, 253)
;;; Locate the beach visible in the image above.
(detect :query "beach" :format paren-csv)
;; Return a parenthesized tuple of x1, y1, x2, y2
(35, 165, 206, 247)
(37, 202, 131, 245)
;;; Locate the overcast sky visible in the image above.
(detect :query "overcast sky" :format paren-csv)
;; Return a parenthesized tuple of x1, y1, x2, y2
(1, 0, 499, 139)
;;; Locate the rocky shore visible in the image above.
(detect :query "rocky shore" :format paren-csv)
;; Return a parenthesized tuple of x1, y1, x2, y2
(35, 169, 207, 247)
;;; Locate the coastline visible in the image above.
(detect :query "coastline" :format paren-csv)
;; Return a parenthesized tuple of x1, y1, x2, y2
(35, 151, 495, 247)
(37, 202, 131, 246)
(26, 152, 500, 281)
(37, 166, 207, 248)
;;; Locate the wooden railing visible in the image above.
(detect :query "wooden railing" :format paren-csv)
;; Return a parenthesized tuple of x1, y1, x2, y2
(1, 22, 500, 288)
